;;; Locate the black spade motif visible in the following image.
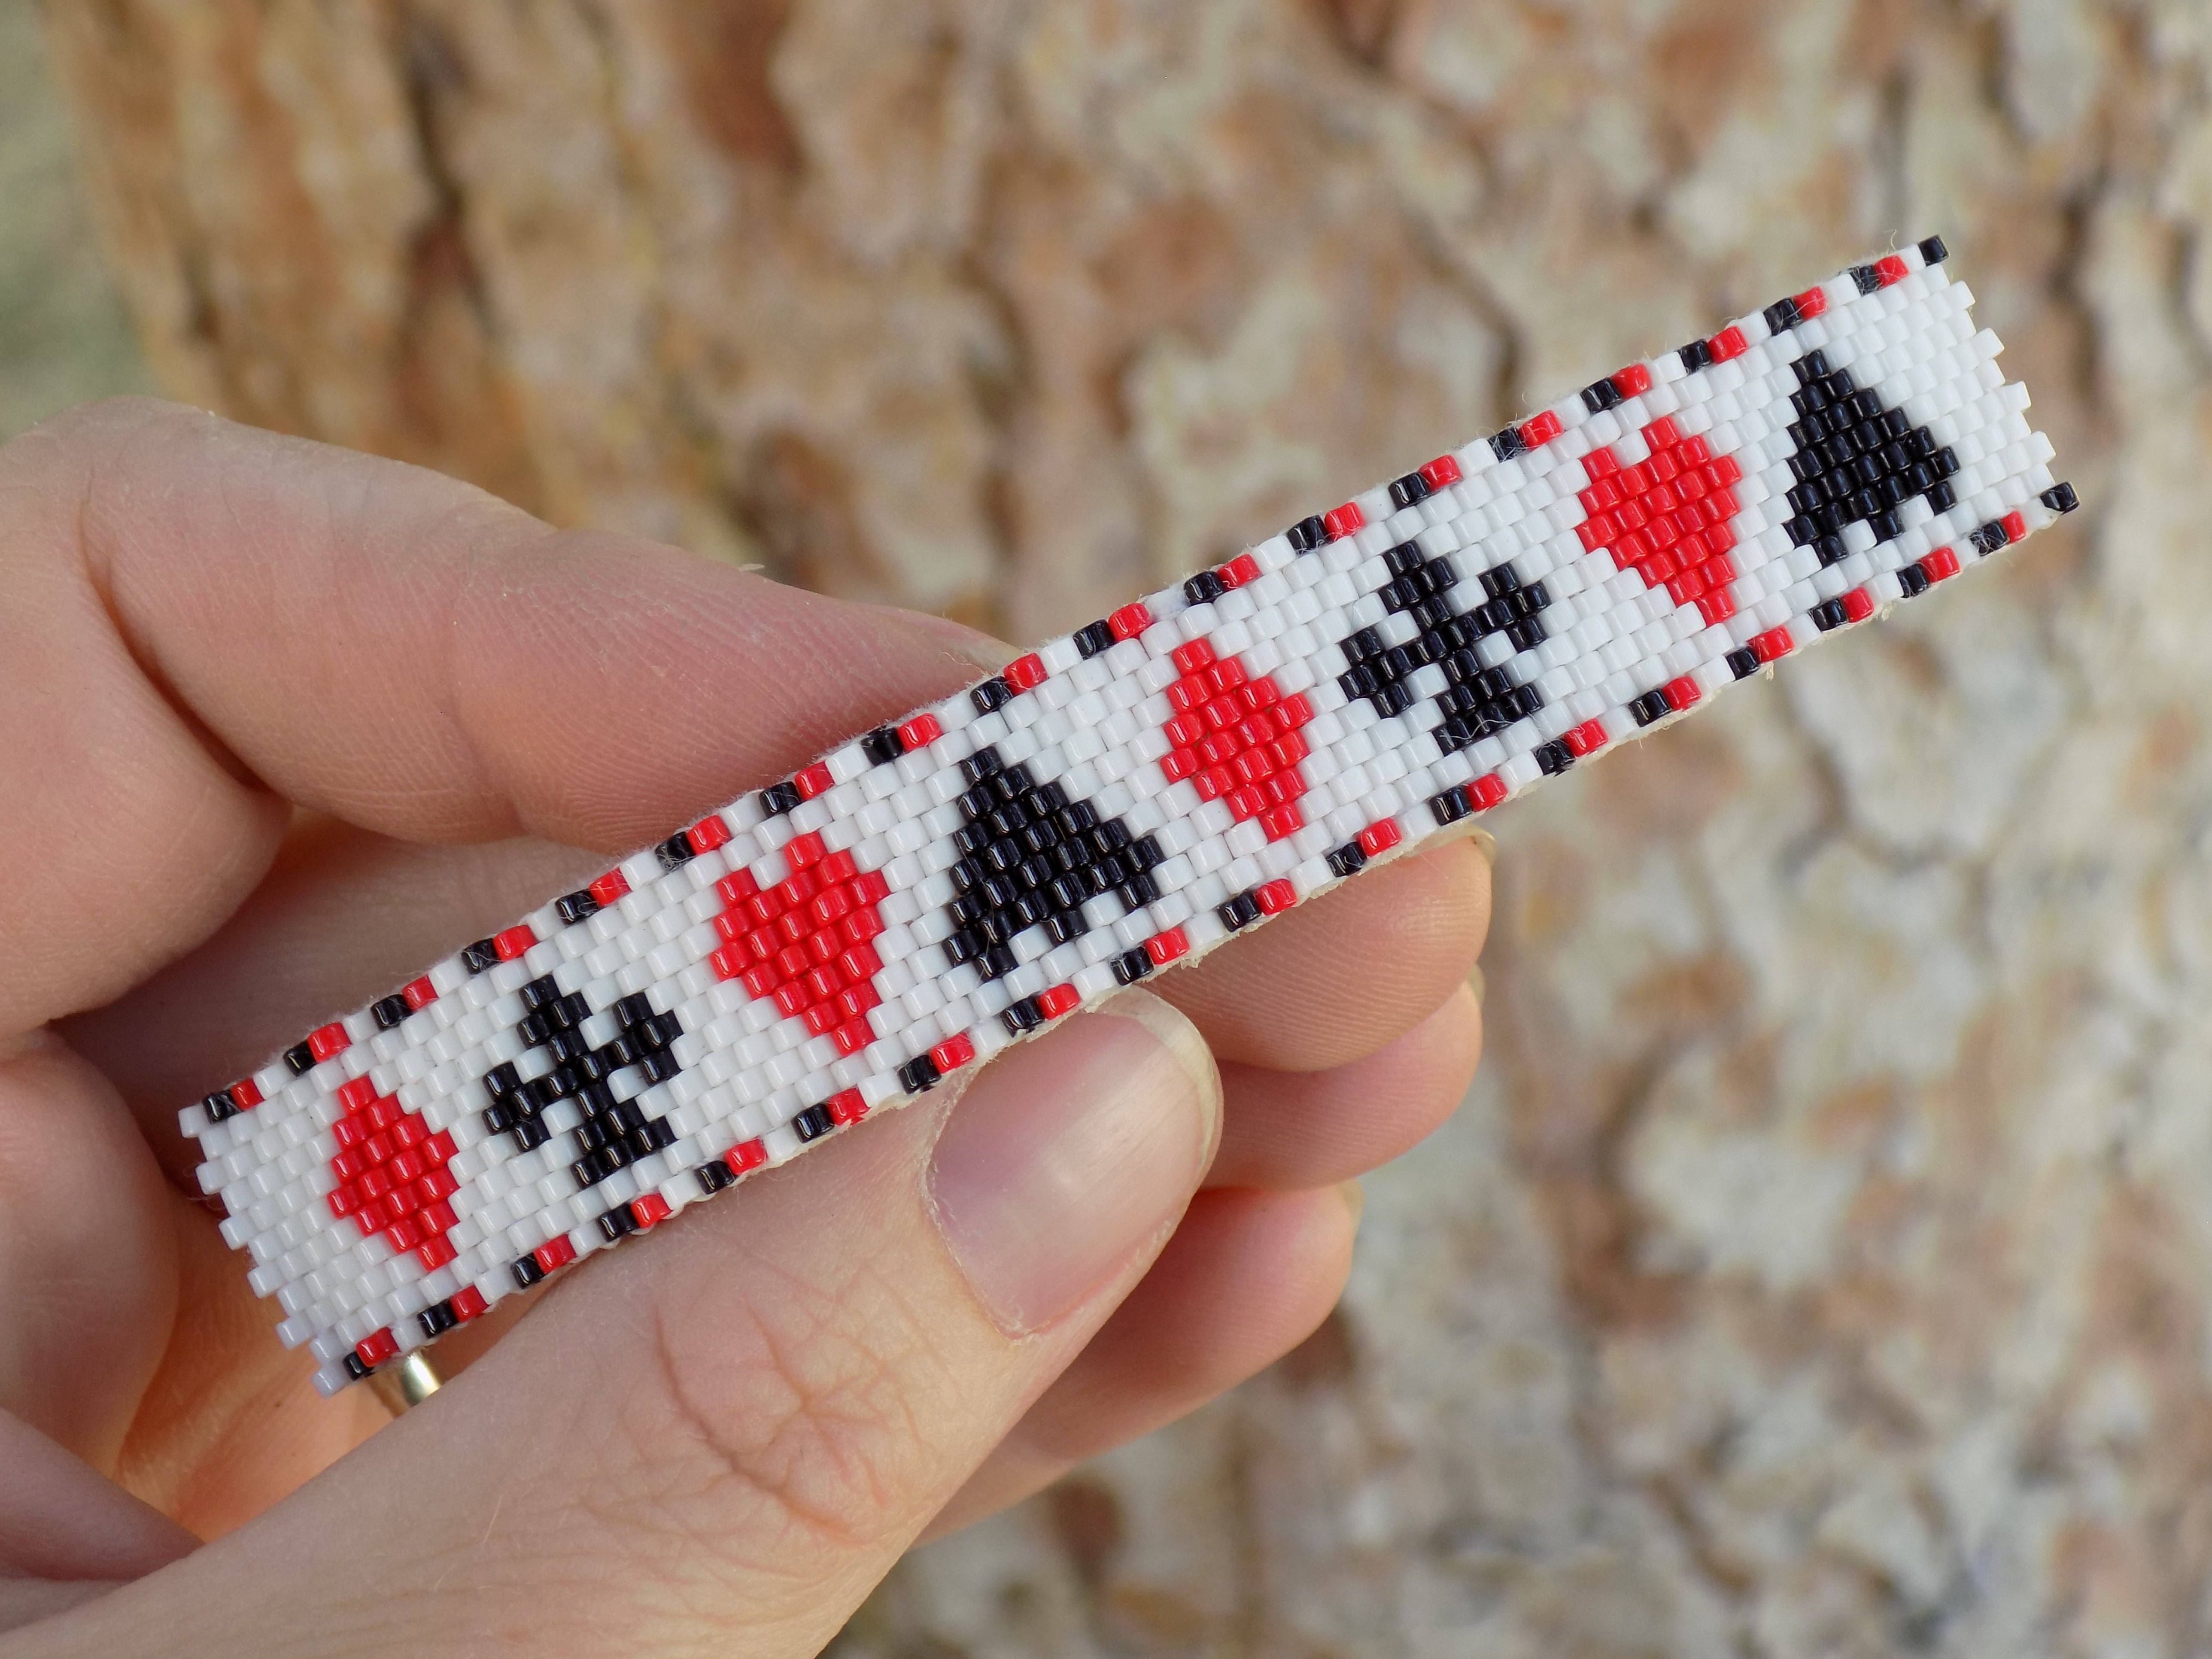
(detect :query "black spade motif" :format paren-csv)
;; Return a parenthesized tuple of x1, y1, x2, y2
(1336, 539, 1551, 760)
(1778, 349, 1958, 559)
(939, 745, 1164, 987)
(480, 979, 683, 1204)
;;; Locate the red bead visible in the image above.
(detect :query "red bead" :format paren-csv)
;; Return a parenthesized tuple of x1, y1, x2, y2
(416, 1235, 456, 1272)
(1921, 545, 1960, 582)
(1793, 285, 1828, 319)
(337, 1075, 378, 1113)
(1469, 774, 1508, 811)
(356, 1328, 399, 1367)
(932, 1033, 976, 1073)
(535, 1235, 577, 1274)
(1171, 638, 1215, 675)
(1583, 446, 1620, 480)
(1109, 602, 1153, 641)
(1695, 587, 1737, 626)
(710, 944, 748, 981)
(1611, 362, 1653, 397)
(1358, 818, 1402, 857)
(307, 1022, 350, 1063)
(1323, 502, 1364, 541)
(450, 1285, 488, 1323)
(898, 712, 942, 751)
(1750, 626, 1795, 662)
(418, 1197, 456, 1234)
(1254, 879, 1297, 915)
(632, 1193, 672, 1230)
(686, 814, 732, 855)
(492, 924, 536, 962)
(1708, 325, 1748, 362)
(589, 869, 631, 907)
(716, 869, 759, 908)
(2002, 510, 2027, 544)
(784, 831, 825, 870)
(725, 1140, 768, 1176)
(827, 1088, 869, 1127)
(833, 1019, 872, 1056)
(1518, 409, 1564, 449)
(1219, 552, 1261, 589)
(1004, 654, 1047, 691)
(1037, 983, 1081, 1019)
(400, 977, 438, 1013)
(1841, 587, 1875, 623)
(794, 762, 833, 799)
(1418, 453, 1462, 491)
(1146, 927, 1190, 966)
(1562, 718, 1610, 757)
(424, 1130, 456, 1164)
(1260, 803, 1303, 841)
(1875, 254, 1909, 286)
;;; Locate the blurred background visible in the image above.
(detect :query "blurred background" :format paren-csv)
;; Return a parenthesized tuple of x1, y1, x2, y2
(9, 0, 2212, 1652)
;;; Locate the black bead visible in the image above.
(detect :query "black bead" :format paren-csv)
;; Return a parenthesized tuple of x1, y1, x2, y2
(419, 1300, 458, 1339)
(695, 1158, 734, 1196)
(760, 780, 804, 817)
(512, 1117, 550, 1152)
(1898, 563, 1931, 598)
(1924, 480, 1957, 514)
(1763, 295, 1803, 334)
(1073, 620, 1116, 658)
(614, 993, 654, 1029)
(1286, 514, 1330, 553)
(555, 888, 601, 926)
(1002, 998, 1043, 1036)
(1969, 519, 2010, 555)
(343, 1352, 372, 1381)
(1581, 376, 1624, 413)
(1815, 534, 1848, 568)
(1629, 690, 1671, 727)
(1726, 647, 1761, 680)
(1679, 337, 1714, 373)
(1812, 598, 1850, 632)
(520, 975, 559, 1010)
(1183, 570, 1226, 606)
(1218, 891, 1262, 932)
(861, 726, 904, 767)
(1791, 349, 1831, 386)
(371, 993, 411, 1030)
(639, 1050, 681, 1085)
(1327, 841, 1368, 879)
(201, 1089, 239, 1124)
(462, 938, 500, 974)
(1917, 234, 1949, 265)
(1430, 785, 1474, 826)
(283, 1042, 316, 1076)
(1868, 508, 1904, 543)
(2041, 481, 2079, 514)
(1488, 425, 1525, 462)
(900, 1056, 943, 1094)
(1389, 471, 1432, 510)
(1534, 740, 1575, 776)
(1112, 948, 1154, 985)
(484, 1061, 521, 1100)
(792, 1104, 836, 1142)
(511, 1252, 548, 1290)
(1849, 264, 1882, 296)
(655, 834, 696, 871)
(597, 1205, 640, 1243)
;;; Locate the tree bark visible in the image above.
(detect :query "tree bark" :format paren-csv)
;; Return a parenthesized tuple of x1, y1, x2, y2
(45, 1, 2212, 1653)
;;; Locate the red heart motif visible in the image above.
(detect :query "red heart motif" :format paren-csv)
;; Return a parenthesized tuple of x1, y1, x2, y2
(1158, 638, 1315, 842)
(706, 830, 892, 1056)
(325, 1074, 462, 1271)
(1574, 415, 1746, 626)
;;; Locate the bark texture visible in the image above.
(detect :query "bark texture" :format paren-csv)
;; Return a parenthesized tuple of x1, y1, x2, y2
(41, 0, 2212, 1653)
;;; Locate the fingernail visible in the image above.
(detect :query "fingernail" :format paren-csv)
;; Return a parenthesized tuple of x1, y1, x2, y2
(928, 993, 1220, 1335)
(1468, 963, 1486, 1007)
(1433, 821, 1498, 865)
(866, 602, 1021, 675)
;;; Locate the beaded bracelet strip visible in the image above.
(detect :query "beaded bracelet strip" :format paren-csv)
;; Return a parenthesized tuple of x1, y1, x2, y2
(181, 237, 2076, 1396)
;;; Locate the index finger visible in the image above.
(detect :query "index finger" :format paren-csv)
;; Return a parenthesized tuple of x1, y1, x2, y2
(0, 398, 999, 1038)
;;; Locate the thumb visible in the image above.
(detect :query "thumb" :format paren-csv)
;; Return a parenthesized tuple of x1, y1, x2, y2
(40, 995, 1218, 1659)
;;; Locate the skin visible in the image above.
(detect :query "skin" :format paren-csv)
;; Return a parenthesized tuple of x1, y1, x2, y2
(0, 399, 1489, 1658)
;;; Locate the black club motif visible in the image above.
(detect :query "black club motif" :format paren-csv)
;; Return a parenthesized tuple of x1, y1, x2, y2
(478, 980, 684, 1197)
(1335, 540, 1552, 760)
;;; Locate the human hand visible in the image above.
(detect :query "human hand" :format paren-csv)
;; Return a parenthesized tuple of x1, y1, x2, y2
(0, 399, 1489, 1657)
